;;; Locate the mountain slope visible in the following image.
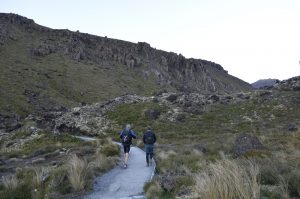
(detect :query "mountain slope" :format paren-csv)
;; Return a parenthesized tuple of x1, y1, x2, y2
(252, 78, 279, 89)
(0, 13, 252, 117)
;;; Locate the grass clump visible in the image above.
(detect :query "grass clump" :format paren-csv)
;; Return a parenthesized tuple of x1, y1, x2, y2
(194, 158, 260, 199)
(66, 154, 91, 192)
(1, 175, 19, 191)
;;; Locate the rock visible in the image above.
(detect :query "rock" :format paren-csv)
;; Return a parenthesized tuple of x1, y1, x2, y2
(160, 175, 176, 192)
(233, 133, 265, 156)
(31, 44, 55, 56)
(33, 149, 46, 157)
(144, 109, 160, 120)
(273, 76, 300, 91)
(31, 157, 46, 164)
(287, 124, 298, 132)
(259, 91, 272, 97)
(166, 94, 178, 102)
(237, 93, 250, 100)
(208, 94, 220, 102)
(0, 114, 21, 132)
(175, 113, 185, 122)
(195, 144, 207, 153)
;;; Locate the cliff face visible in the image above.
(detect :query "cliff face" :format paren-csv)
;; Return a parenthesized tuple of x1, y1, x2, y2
(0, 13, 252, 117)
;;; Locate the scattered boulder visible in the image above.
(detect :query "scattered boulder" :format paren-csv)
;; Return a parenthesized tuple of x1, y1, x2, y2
(233, 133, 265, 156)
(144, 109, 160, 120)
(287, 124, 298, 132)
(31, 44, 55, 57)
(175, 113, 185, 122)
(208, 94, 220, 102)
(0, 114, 21, 132)
(160, 175, 176, 192)
(166, 94, 178, 102)
(195, 144, 207, 153)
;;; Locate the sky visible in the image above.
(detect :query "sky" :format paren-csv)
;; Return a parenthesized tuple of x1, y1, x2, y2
(1, 0, 300, 83)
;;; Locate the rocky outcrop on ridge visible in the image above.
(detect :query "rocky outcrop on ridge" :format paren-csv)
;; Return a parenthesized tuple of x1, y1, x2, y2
(273, 76, 300, 91)
(0, 13, 252, 94)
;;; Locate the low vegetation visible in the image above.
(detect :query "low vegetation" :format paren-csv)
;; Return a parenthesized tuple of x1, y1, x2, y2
(107, 90, 300, 198)
(195, 158, 260, 199)
(0, 131, 119, 198)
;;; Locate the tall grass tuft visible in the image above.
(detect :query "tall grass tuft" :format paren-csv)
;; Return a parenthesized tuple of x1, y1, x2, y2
(32, 166, 50, 188)
(90, 147, 106, 170)
(195, 158, 260, 199)
(1, 174, 19, 190)
(66, 154, 90, 192)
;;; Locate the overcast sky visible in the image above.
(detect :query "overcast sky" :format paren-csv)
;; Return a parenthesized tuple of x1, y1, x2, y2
(1, 0, 300, 83)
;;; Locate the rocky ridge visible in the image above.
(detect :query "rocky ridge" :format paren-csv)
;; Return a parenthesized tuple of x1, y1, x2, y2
(0, 13, 252, 94)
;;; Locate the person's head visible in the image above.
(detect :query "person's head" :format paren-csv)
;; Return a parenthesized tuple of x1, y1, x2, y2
(147, 126, 151, 131)
(125, 124, 131, 130)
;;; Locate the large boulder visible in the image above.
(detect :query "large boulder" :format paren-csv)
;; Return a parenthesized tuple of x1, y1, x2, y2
(233, 133, 265, 156)
(0, 114, 21, 132)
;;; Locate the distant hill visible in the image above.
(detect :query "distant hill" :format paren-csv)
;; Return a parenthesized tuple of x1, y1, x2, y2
(252, 78, 279, 89)
(0, 13, 252, 118)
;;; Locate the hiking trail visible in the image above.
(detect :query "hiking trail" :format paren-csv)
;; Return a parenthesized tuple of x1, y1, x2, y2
(75, 136, 155, 199)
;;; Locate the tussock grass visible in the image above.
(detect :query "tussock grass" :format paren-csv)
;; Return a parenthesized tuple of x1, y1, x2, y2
(66, 154, 90, 192)
(32, 166, 50, 188)
(1, 175, 19, 190)
(195, 158, 260, 199)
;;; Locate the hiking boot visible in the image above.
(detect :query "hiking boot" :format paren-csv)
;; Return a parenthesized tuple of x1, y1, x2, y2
(123, 163, 127, 168)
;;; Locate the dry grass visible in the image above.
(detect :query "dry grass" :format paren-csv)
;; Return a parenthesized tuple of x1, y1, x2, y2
(32, 166, 50, 188)
(90, 147, 106, 170)
(66, 154, 90, 192)
(195, 158, 260, 199)
(1, 174, 19, 190)
(278, 176, 290, 199)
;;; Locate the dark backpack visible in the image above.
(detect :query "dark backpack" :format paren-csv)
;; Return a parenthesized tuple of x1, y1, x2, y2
(122, 130, 132, 144)
(144, 131, 155, 144)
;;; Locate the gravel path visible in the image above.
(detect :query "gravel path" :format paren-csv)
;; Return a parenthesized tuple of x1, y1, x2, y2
(84, 143, 155, 199)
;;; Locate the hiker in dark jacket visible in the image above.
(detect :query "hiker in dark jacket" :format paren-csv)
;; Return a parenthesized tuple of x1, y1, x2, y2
(143, 127, 156, 166)
(119, 124, 136, 168)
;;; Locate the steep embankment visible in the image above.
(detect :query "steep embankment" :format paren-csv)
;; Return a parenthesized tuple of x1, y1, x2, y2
(0, 13, 252, 124)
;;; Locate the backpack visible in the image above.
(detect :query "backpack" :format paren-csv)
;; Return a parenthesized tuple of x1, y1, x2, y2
(144, 131, 155, 144)
(122, 130, 132, 145)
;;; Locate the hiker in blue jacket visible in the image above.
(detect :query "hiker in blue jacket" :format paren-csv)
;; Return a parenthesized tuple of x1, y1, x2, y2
(120, 124, 136, 168)
(143, 126, 156, 166)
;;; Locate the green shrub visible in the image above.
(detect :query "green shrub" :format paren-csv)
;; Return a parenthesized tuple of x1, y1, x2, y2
(101, 143, 119, 157)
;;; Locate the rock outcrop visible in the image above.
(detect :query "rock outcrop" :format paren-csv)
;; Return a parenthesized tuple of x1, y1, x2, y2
(273, 76, 300, 91)
(53, 92, 252, 135)
(0, 13, 252, 95)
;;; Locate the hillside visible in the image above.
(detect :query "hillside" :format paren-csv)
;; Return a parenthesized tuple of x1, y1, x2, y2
(0, 13, 252, 121)
(252, 78, 279, 89)
(1, 77, 299, 198)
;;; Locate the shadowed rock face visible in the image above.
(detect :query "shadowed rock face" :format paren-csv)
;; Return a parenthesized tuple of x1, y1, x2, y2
(0, 13, 252, 95)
